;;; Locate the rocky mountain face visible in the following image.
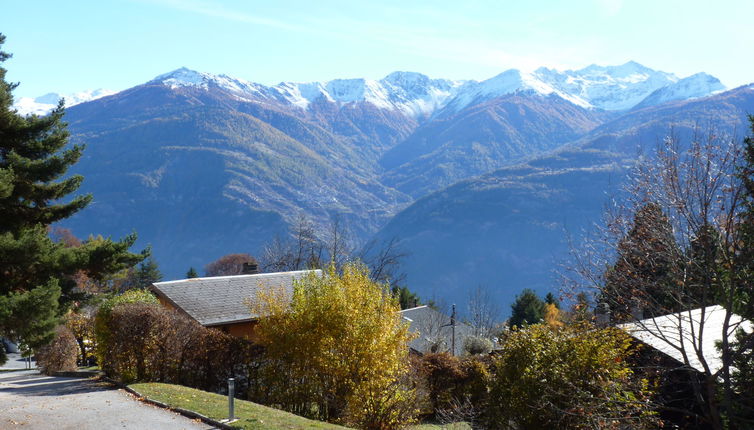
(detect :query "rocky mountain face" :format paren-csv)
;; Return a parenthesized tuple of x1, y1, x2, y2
(61, 81, 415, 273)
(24, 63, 747, 312)
(370, 85, 754, 311)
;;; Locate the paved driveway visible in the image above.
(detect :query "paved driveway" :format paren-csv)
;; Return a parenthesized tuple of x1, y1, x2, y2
(0, 352, 35, 370)
(0, 371, 212, 429)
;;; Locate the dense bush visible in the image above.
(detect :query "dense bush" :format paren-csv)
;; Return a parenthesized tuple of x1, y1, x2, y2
(344, 372, 419, 430)
(95, 293, 258, 393)
(65, 307, 96, 365)
(487, 323, 657, 429)
(93, 288, 158, 374)
(463, 336, 493, 355)
(251, 262, 417, 429)
(36, 325, 78, 374)
(414, 352, 491, 424)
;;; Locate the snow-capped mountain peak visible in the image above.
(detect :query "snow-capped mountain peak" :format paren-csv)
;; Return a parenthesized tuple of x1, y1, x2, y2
(269, 73, 468, 118)
(528, 61, 681, 110)
(441, 68, 592, 114)
(16, 62, 725, 117)
(634, 72, 726, 109)
(151, 67, 209, 89)
(13, 89, 116, 116)
(150, 67, 268, 99)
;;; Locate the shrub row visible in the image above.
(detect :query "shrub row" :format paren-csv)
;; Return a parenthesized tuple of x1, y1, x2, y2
(36, 325, 78, 375)
(95, 292, 258, 393)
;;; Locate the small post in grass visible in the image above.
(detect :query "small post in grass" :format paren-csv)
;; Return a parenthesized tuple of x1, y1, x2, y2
(228, 378, 235, 421)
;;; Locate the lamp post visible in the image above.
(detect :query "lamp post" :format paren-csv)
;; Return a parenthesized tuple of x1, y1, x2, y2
(228, 378, 235, 421)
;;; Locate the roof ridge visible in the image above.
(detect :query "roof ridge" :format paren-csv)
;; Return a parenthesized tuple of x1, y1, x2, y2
(398, 305, 429, 313)
(152, 269, 321, 286)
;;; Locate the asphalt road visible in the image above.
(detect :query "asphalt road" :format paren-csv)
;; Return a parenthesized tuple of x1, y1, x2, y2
(0, 352, 35, 370)
(0, 371, 213, 429)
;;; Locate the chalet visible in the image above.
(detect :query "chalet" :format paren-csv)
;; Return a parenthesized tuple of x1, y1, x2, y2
(150, 269, 321, 339)
(619, 305, 753, 375)
(619, 305, 753, 428)
(152, 271, 481, 356)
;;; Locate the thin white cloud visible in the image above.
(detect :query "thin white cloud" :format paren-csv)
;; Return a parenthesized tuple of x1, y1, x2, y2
(142, 0, 304, 32)
(594, 0, 624, 16)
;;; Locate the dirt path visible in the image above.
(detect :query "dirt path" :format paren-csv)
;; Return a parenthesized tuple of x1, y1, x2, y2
(0, 371, 212, 429)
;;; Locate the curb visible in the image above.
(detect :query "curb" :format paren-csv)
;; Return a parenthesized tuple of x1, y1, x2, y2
(50, 370, 103, 378)
(0, 368, 36, 373)
(103, 377, 237, 430)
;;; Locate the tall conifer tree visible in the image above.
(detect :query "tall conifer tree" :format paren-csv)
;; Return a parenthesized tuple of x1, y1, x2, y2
(602, 202, 681, 321)
(0, 34, 144, 359)
(509, 288, 545, 327)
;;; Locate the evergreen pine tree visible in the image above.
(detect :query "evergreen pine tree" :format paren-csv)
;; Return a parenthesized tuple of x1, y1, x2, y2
(736, 115, 754, 319)
(544, 292, 560, 309)
(186, 267, 198, 278)
(509, 288, 545, 328)
(391, 285, 421, 309)
(685, 223, 724, 308)
(730, 116, 754, 425)
(602, 202, 682, 321)
(0, 34, 144, 362)
(120, 255, 162, 291)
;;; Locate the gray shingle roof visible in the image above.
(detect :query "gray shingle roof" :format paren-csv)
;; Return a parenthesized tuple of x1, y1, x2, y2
(399, 305, 475, 356)
(151, 270, 321, 326)
(619, 305, 753, 374)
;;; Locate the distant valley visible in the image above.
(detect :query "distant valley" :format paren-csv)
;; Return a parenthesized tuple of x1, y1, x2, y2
(20, 62, 753, 313)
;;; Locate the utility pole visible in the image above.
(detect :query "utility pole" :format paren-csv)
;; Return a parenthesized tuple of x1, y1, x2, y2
(443, 304, 457, 356)
(451, 304, 456, 356)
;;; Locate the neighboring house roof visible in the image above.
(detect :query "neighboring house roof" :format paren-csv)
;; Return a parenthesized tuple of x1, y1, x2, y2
(151, 270, 320, 326)
(619, 305, 753, 374)
(399, 305, 476, 356)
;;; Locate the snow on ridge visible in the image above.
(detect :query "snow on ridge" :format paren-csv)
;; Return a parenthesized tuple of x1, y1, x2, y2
(634, 72, 727, 109)
(146, 64, 725, 115)
(442, 68, 592, 114)
(530, 61, 681, 111)
(151, 67, 267, 97)
(13, 89, 117, 116)
(152, 67, 208, 89)
(270, 73, 468, 117)
(20, 63, 724, 118)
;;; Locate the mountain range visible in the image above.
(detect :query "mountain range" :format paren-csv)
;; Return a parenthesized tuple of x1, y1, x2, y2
(16, 62, 751, 313)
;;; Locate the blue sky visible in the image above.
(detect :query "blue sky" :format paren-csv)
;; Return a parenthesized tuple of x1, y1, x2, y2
(3, 0, 752, 98)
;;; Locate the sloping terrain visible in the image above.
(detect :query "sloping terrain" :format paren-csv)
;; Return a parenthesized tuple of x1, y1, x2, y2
(47, 64, 738, 283)
(380, 92, 614, 197)
(370, 85, 754, 311)
(63, 83, 413, 274)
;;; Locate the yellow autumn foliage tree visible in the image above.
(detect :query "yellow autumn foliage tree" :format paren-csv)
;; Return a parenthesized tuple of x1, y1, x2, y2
(543, 302, 563, 328)
(250, 262, 417, 429)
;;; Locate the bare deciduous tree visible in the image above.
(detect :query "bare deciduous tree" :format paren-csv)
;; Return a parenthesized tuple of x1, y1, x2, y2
(466, 285, 501, 338)
(358, 236, 409, 286)
(260, 214, 323, 272)
(564, 125, 754, 428)
(205, 253, 257, 277)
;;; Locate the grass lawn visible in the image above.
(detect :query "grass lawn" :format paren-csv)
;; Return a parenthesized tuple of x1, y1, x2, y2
(129, 382, 350, 430)
(129, 382, 471, 430)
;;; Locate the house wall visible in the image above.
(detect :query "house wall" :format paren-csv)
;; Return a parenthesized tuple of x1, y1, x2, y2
(157, 295, 175, 310)
(212, 321, 258, 341)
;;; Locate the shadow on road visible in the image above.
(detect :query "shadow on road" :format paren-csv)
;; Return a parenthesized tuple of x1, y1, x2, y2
(0, 373, 112, 397)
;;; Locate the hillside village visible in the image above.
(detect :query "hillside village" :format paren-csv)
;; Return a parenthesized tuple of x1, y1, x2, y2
(2, 4, 754, 429)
